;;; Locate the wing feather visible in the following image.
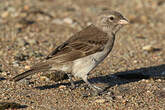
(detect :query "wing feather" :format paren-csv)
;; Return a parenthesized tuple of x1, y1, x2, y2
(46, 24, 108, 63)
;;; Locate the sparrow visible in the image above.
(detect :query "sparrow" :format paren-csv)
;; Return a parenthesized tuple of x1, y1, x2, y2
(12, 10, 128, 94)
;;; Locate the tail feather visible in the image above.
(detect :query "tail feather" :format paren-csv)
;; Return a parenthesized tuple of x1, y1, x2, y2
(12, 68, 49, 82)
(12, 61, 52, 82)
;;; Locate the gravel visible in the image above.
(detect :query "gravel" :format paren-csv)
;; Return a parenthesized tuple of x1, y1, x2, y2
(0, 0, 165, 109)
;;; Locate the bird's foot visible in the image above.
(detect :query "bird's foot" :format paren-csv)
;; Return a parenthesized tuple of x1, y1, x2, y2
(90, 85, 105, 96)
(67, 82, 78, 90)
(70, 83, 76, 90)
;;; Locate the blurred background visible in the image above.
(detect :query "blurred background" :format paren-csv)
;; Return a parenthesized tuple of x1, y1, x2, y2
(0, 0, 165, 109)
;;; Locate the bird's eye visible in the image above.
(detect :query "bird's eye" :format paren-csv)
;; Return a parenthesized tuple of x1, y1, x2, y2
(109, 16, 114, 21)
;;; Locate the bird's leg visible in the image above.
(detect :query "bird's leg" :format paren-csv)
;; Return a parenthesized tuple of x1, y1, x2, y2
(82, 76, 103, 94)
(67, 74, 75, 89)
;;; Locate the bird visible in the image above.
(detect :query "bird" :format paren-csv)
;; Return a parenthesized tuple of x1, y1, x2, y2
(12, 10, 128, 94)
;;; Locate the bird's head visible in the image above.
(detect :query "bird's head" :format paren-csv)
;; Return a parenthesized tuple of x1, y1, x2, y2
(95, 10, 128, 34)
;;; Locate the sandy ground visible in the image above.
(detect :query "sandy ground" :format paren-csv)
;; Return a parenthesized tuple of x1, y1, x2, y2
(0, 0, 165, 109)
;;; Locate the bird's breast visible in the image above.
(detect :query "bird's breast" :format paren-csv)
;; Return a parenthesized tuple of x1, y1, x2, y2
(72, 49, 110, 78)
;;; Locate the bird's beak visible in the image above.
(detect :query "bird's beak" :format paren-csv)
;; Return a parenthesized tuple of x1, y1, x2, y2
(118, 19, 129, 25)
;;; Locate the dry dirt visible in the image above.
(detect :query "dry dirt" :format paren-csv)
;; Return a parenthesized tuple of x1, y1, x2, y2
(0, 0, 165, 110)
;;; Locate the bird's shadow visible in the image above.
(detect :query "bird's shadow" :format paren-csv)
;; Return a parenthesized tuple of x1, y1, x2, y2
(35, 64, 165, 90)
(0, 102, 28, 109)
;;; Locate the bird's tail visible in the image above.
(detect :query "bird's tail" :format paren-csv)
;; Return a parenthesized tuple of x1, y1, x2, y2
(12, 69, 43, 82)
(12, 62, 51, 82)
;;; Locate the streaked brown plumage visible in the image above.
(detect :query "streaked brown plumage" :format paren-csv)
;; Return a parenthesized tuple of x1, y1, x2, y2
(12, 10, 128, 94)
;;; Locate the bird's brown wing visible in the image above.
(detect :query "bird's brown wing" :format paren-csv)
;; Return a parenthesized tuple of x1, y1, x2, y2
(46, 24, 108, 63)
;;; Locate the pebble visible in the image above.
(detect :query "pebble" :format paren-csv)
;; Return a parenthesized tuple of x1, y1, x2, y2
(59, 85, 66, 89)
(147, 84, 152, 87)
(52, 19, 63, 25)
(40, 76, 49, 81)
(20, 13, 27, 17)
(65, 90, 69, 94)
(136, 35, 146, 39)
(28, 39, 37, 45)
(24, 5, 30, 11)
(146, 90, 151, 93)
(142, 45, 154, 52)
(25, 65, 30, 69)
(162, 88, 165, 91)
(63, 18, 73, 24)
(157, 79, 162, 82)
(1, 11, 9, 18)
(15, 23, 24, 28)
(145, 79, 150, 83)
(116, 95, 123, 99)
(0, 50, 3, 56)
(87, 22, 92, 26)
(1, 72, 7, 76)
(94, 99, 106, 103)
(133, 60, 138, 63)
(128, 15, 136, 23)
(140, 15, 148, 24)
(141, 79, 146, 82)
(12, 61, 20, 67)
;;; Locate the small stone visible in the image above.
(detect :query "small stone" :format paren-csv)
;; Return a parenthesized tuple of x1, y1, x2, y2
(162, 88, 165, 91)
(128, 15, 136, 23)
(28, 39, 37, 45)
(25, 65, 30, 69)
(12, 61, 20, 67)
(1, 11, 9, 18)
(87, 22, 92, 26)
(63, 18, 73, 24)
(136, 35, 146, 39)
(145, 80, 149, 83)
(52, 19, 63, 25)
(116, 95, 123, 99)
(59, 85, 66, 89)
(65, 90, 69, 94)
(140, 15, 148, 24)
(142, 45, 153, 52)
(157, 79, 162, 82)
(147, 90, 151, 93)
(1, 72, 7, 76)
(20, 13, 27, 17)
(147, 84, 152, 87)
(15, 23, 24, 28)
(40, 76, 49, 81)
(8, 7, 15, 12)
(0, 50, 3, 55)
(141, 79, 146, 82)
(133, 60, 138, 63)
(24, 5, 30, 11)
(94, 99, 106, 103)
